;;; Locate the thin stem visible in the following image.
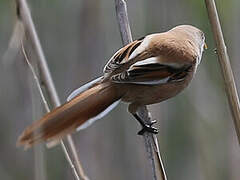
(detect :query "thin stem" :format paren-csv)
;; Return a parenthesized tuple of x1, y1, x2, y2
(138, 107, 167, 180)
(26, 45, 47, 180)
(115, 0, 132, 45)
(205, 0, 240, 144)
(16, 0, 88, 179)
(21, 43, 50, 112)
(21, 43, 83, 180)
(114, 0, 167, 179)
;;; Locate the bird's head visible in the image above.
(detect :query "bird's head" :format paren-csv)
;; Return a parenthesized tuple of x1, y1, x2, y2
(170, 25, 207, 65)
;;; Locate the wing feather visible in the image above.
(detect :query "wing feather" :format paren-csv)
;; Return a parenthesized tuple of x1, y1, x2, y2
(103, 39, 144, 74)
(111, 58, 192, 85)
(104, 33, 195, 85)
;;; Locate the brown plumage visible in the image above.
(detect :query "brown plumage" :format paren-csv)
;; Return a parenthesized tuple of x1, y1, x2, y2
(18, 81, 123, 148)
(18, 25, 206, 148)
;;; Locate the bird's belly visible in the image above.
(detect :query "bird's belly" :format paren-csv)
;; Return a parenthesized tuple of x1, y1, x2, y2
(121, 80, 190, 105)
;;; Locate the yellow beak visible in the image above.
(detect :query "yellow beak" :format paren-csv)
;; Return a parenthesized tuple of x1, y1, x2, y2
(204, 43, 208, 50)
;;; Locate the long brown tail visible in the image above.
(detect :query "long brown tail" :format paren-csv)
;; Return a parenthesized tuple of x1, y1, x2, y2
(17, 79, 122, 149)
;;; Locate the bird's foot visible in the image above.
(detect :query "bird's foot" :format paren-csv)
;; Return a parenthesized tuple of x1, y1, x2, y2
(137, 121, 158, 135)
(149, 119, 157, 126)
(132, 113, 158, 135)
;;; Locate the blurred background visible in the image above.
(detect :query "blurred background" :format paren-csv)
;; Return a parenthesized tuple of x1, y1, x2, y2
(0, 0, 240, 179)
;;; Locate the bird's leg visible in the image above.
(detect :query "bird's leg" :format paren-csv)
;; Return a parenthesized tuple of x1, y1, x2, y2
(133, 114, 158, 135)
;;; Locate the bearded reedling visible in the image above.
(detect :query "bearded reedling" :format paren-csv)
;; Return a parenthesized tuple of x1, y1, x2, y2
(17, 25, 207, 149)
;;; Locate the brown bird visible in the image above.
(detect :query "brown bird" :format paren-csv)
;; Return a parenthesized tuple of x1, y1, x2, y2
(17, 25, 206, 149)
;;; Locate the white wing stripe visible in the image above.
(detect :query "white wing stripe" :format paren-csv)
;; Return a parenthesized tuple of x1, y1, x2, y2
(129, 35, 153, 60)
(132, 57, 159, 66)
(112, 77, 170, 85)
(76, 100, 120, 131)
(67, 77, 102, 102)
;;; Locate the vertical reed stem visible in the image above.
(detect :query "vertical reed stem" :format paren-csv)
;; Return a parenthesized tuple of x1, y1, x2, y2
(205, 0, 240, 144)
(114, 0, 167, 179)
(16, 0, 88, 179)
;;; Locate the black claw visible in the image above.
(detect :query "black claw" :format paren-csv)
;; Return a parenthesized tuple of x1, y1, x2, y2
(137, 124, 158, 136)
(137, 129, 145, 135)
(149, 119, 157, 126)
(133, 113, 159, 136)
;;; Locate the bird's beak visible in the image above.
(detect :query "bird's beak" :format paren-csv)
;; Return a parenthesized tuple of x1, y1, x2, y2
(204, 42, 208, 50)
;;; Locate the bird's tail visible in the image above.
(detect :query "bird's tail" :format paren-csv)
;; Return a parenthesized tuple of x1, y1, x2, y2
(17, 78, 123, 149)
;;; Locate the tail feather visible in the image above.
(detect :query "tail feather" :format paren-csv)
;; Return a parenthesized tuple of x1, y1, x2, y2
(17, 79, 122, 149)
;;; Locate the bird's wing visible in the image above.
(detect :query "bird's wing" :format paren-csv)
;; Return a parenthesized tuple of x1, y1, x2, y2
(103, 37, 145, 74)
(104, 33, 196, 84)
(111, 57, 192, 85)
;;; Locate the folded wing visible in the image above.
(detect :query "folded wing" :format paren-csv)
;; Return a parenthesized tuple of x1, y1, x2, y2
(103, 38, 145, 75)
(111, 57, 192, 85)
